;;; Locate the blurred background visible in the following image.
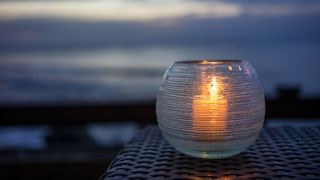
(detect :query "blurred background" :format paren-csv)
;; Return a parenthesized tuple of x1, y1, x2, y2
(0, 0, 320, 179)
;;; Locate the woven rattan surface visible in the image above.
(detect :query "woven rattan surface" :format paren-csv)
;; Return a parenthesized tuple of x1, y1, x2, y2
(102, 126, 320, 180)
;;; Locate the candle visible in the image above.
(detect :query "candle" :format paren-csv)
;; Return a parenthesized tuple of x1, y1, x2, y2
(156, 60, 265, 159)
(192, 73, 228, 141)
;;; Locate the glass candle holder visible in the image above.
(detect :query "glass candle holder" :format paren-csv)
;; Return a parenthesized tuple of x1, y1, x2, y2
(156, 60, 265, 159)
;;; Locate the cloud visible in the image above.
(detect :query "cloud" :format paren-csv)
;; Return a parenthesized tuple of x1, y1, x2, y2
(0, 0, 319, 21)
(0, 1, 240, 21)
(0, 14, 319, 51)
(245, 3, 320, 16)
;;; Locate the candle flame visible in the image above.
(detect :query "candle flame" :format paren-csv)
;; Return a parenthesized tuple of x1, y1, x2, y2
(210, 76, 218, 96)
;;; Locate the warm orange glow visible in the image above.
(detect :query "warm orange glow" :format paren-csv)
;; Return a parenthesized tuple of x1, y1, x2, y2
(200, 60, 223, 65)
(201, 60, 209, 64)
(192, 72, 228, 140)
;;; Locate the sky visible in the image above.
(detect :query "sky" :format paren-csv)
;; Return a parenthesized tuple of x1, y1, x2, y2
(0, 0, 320, 52)
(0, 0, 320, 21)
(0, 0, 320, 104)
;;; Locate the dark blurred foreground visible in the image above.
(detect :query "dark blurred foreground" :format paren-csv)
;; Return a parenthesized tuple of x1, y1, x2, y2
(0, 87, 320, 180)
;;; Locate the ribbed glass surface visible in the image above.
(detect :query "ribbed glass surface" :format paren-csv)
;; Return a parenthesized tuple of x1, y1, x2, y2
(156, 60, 265, 159)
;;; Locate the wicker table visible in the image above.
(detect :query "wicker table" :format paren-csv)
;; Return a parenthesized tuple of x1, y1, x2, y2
(102, 126, 320, 179)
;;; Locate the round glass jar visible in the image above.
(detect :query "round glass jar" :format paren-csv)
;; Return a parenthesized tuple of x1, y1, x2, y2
(156, 60, 265, 159)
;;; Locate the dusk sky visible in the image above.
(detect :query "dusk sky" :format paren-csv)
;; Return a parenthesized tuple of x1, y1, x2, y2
(0, 0, 320, 21)
(1, 0, 320, 51)
(0, 0, 320, 104)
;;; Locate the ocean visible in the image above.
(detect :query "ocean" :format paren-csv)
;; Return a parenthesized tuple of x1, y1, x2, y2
(0, 44, 319, 105)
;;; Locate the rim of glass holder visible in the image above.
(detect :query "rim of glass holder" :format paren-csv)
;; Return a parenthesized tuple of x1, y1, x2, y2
(175, 59, 245, 65)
